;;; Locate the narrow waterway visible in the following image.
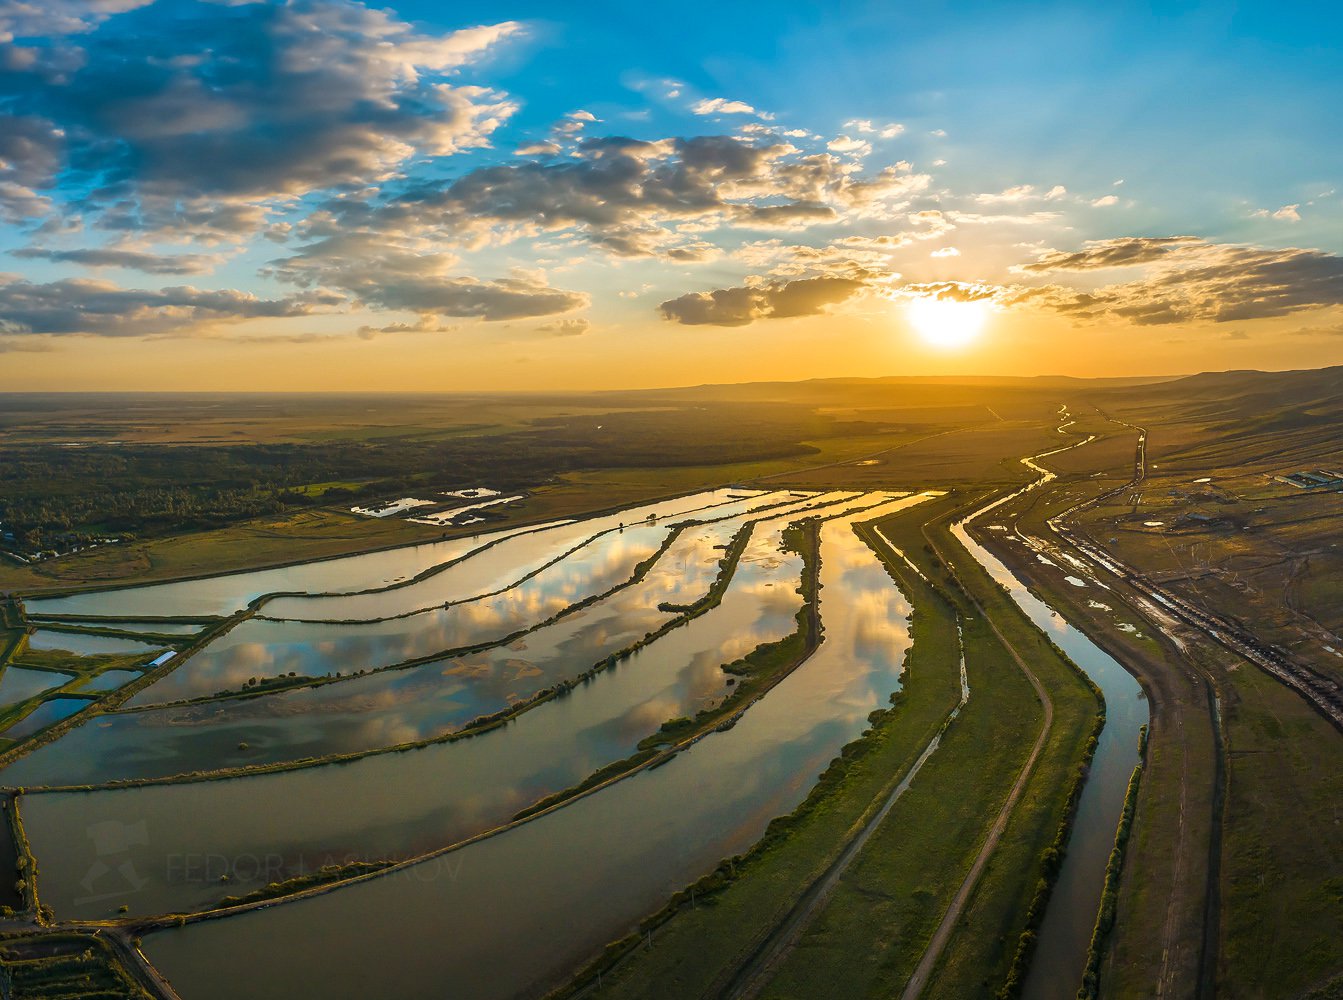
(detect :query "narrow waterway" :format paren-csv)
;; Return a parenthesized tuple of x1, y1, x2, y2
(951, 416, 1148, 1000)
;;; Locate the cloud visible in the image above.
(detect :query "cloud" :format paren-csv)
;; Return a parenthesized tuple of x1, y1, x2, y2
(1018, 236, 1201, 271)
(0, 274, 335, 336)
(975, 184, 1068, 205)
(0, 0, 151, 42)
(1091, 194, 1119, 207)
(1, 1, 523, 236)
(270, 235, 588, 320)
(345, 134, 931, 261)
(827, 135, 872, 156)
(517, 141, 562, 156)
(12, 246, 225, 274)
(1016, 237, 1343, 324)
(930, 246, 960, 257)
(844, 119, 904, 138)
(659, 276, 865, 326)
(355, 316, 460, 338)
(691, 97, 772, 119)
(534, 317, 590, 336)
(0, 114, 64, 221)
(1252, 203, 1301, 221)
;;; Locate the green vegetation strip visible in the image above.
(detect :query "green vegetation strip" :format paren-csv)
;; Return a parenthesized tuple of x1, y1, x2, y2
(1077, 726, 1146, 1000)
(0, 931, 152, 999)
(918, 500, 1102, 999)
(8, 794, 41, 920)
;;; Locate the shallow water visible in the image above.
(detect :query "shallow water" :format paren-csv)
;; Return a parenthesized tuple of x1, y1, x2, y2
(142, 493, 930, 1000)
(24, 501, 832, 919)
(25, 630, 163, 657)
(125, 522, 672, 706)
(78, 670, 144, 694)
(0, 667, 70, 709)
(5, 698, 91, 741)
(259, 491, 770, 622)
(2, 495, 840, 787)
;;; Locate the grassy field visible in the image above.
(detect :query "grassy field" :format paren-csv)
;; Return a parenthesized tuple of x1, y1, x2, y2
(1212, 648, 1343, 997)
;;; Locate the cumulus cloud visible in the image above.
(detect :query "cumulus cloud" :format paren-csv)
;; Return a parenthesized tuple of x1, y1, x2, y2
(1091, 194, 1119, 207)
(517, 141, 562, 156)
(691, 97, 772, 119)
(1016, 237, 1343, 324)
(844, 119, 905, 138)
(930, 246, 960, 257)
(270, 235, 588, 320)
(1, 1, 523, 236)
(344, 135, 931, 260)
(659, 276, 865, 326)
(0, 275, 336, 336)
(827, 135, 872, 156)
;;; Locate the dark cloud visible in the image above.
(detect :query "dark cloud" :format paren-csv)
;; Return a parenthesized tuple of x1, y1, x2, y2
(1, 1, 520, 234)
(12, 246, 224, 274)
(0, 114, 63, 220)
(659, 276, 864, 326)
(0, 275, 338, 336)
(1018, 238, 1343, 324)
(1020, 236, 1203, 272)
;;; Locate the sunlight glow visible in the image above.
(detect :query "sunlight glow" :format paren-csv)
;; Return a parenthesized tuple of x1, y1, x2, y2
(906, 296, 991, 349)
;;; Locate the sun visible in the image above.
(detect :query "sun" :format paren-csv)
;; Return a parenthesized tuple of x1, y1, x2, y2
(905, 296, 991, 348)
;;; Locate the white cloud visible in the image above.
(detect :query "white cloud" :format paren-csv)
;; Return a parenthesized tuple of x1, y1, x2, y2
(844, 119, 904, 138)
(930, 246, 960, 257)
(1252, 203, 1301, 221)
(1091, 194, 1119, 207)
(691, 98, 773, 120)
(827, 135, 872, 156)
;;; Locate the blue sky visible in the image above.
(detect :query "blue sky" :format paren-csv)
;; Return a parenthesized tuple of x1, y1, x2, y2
(1, 0, 1340, 389)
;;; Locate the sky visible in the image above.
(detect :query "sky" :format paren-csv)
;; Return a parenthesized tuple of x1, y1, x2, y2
(0, 0, 1341, 391)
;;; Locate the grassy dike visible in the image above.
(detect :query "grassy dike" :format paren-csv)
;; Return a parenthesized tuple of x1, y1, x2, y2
(553, 504, 965, 1000)
(1079, 726, 1146, 1000)
(917, 502, 1101, 999)
(752, 498, 1048, 998)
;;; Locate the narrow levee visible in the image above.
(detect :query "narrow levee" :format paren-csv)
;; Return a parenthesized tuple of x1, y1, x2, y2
(951, 412, 1148, 999)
